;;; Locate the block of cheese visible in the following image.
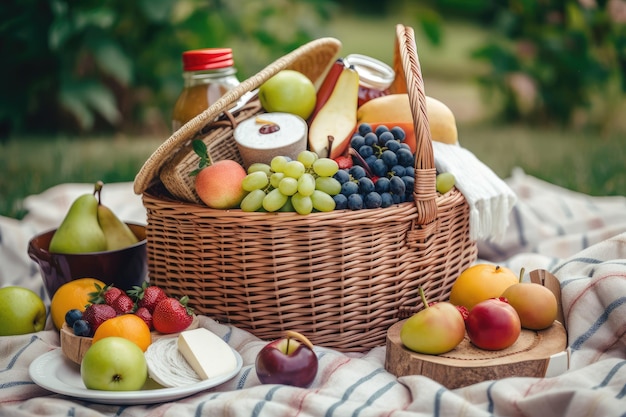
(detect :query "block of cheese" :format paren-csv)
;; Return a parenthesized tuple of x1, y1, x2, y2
(177, 328, 238, 380)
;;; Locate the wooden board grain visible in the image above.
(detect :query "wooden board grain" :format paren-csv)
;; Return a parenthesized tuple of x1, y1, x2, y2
(385, 319, 567, 389)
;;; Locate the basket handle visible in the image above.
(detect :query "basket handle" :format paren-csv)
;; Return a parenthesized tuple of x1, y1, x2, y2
(393, 24, 438, 230)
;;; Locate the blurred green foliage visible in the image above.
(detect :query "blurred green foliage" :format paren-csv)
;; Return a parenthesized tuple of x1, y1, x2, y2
(0, 0, 334, 139)
(471, 0, 626, 129)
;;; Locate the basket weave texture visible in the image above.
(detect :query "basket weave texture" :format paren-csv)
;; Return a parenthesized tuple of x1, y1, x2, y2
(134, 24, 478, 352)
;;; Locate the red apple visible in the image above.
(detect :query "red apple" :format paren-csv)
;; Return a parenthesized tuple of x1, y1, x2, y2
(465, 298, 521, 350)
(255, 330, 318, 388)
(195, 159, 247, 209)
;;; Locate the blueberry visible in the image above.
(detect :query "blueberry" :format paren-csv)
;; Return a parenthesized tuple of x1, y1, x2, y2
(381, 192, 394, 208)
(363, 133, 378, 147)
(386, 140, 401, 153)
(349, 165, 367, 180)
(350, 134, 365, 150)
(358, 123, 373, 136)
(333, 193, 348, 210)
(371, 158, 388, 177)
(73, 319, 92, 337)
(390, 126, 406, 142)
(358, 177, 375, 194)
(381, 150, 398, 167)
(390, 176, 406, 195)
(396, 148, 414, 167)
(65, 308, 83, 327)
(364, 192, 382, 209)
(347, 193, 364, 210)
(402, 176, 415, 194)
(374, 125, 389, 136)
(375, 177, 390, 193)
(358, 145, 374, 159)
(341, 181, 359, 196)
(391, 165, 406, 177)
(334, 169, 351, 184)
(378, 131, 395, 146)
(392, 193, 405, 204)
(363, 156, 376, 169)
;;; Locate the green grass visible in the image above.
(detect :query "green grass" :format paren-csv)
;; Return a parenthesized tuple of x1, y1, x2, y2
(0, 136, 164, 219)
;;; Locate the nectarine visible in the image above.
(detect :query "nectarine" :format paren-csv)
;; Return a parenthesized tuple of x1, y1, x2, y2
(195, 160, 247, 209)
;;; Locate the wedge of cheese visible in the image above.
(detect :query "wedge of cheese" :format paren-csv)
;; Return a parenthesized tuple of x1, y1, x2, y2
(177, 328, 237, 380)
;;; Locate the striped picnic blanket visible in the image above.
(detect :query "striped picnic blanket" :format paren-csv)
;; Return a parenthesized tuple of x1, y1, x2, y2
(1, 169, 625, 417)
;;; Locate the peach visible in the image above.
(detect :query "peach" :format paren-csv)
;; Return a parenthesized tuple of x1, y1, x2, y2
(195, 160, 247, 209)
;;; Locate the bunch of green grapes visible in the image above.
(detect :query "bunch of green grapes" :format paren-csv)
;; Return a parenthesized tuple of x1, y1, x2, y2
(240, 151, 341, 215)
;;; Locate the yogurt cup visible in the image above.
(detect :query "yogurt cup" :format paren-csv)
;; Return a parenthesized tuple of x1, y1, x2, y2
(234, 113, 308, 168)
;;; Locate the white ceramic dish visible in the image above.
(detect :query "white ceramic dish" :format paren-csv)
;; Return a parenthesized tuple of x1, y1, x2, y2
(29, 348, 243, 405)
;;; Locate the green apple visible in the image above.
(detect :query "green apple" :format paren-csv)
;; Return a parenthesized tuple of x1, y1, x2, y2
(0, 286, 47, 336)
(81, 337, 148, 391)
(258, 70, 316, 119)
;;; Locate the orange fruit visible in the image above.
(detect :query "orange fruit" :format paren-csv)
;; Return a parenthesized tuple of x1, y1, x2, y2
(50, 277, 106, 330)
(92, 314, 152, 352)
(449, 264, 519, 310)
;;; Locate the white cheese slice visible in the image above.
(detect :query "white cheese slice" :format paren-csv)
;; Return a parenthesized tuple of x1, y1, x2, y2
(177, 328, 237, 380)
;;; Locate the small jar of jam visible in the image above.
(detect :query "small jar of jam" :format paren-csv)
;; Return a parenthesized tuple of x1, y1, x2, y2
(345, 54, 395, 107)
(172, 48, 241, 132)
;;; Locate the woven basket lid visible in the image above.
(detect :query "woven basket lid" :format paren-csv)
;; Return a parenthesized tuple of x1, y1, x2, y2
(133, 37, 343, 196)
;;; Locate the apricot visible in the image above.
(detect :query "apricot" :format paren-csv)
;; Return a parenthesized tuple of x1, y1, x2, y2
(501, 283, 558, 330)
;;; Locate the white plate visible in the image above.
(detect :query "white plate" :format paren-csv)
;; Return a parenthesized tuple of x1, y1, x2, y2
(29, 348, 243, 405)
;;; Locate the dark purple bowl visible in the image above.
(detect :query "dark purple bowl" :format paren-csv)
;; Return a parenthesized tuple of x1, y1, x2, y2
(27, 223, 148, 299)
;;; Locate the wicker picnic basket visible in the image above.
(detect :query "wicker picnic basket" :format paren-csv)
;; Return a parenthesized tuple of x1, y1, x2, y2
(133, 24, 478, 352)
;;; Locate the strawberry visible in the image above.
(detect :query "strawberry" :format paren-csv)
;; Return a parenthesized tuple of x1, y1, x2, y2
(335, 155, 353, 170)
(152, 296, 194, 334)
(128, 283, 168, 313)
(104, 287, 122, 305)
(134, 307, 153, 330)
(82, 304, 117, 333)
(110, 293, 135, 314)
(88, 283, 121, 306)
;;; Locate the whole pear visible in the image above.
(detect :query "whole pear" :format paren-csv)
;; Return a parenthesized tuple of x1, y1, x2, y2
(49, 182, 107, 254)
(400, 287, 466, 355)
(95, 183, 139, 251)
(501, 269, 558, 330)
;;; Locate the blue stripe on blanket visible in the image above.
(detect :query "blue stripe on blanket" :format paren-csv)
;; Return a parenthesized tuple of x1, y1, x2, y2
(251, 385, 282, 417)
(2, 335, 39, 371)
(325, 368, 386, 417)
(351, 381, 397, 417)
(593, 360, 626, 390)
(570, 297, 626, 351)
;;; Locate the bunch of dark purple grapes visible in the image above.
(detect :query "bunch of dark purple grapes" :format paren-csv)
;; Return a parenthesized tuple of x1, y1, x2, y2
(332, 123, 415, 210)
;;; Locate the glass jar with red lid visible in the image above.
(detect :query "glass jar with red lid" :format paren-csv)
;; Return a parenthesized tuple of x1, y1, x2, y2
(172, 48, 241, 132)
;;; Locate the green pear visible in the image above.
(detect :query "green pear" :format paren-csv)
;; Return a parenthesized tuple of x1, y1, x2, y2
(48, 183, 107, 254)
(97, 203, 139, 251)
(400, 287, 466, 355)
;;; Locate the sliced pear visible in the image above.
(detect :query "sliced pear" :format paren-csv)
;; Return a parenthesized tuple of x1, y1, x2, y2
(308, 66, 359, 159)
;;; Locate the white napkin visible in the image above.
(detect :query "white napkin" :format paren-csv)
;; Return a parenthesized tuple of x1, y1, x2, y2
(431, 141, 517, 242)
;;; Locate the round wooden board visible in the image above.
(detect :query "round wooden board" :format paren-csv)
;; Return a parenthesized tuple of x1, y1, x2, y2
(385, 319, 567, 389)
(60, 314, 200, 365)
